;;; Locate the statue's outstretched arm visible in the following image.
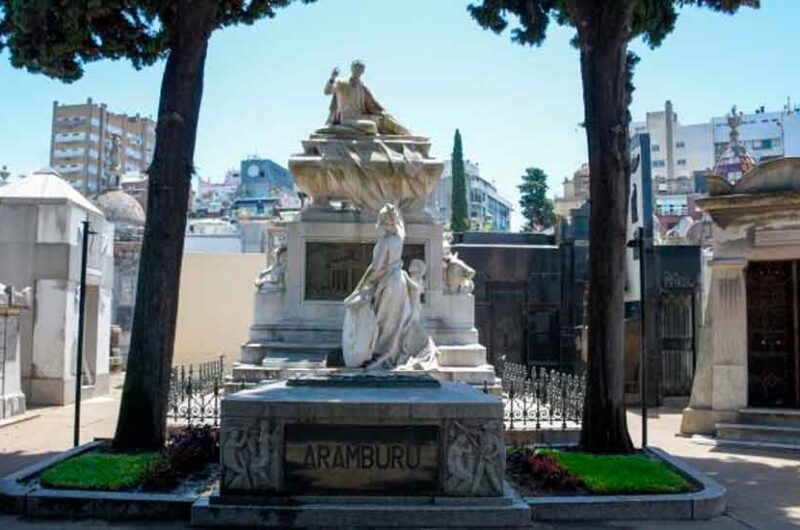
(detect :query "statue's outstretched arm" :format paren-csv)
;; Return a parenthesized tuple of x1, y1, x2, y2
(324, 67, 339, 95)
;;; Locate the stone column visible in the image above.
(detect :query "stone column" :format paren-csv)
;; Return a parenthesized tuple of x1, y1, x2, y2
(682, 258, 747, 434)
(709, 259, 749, 412)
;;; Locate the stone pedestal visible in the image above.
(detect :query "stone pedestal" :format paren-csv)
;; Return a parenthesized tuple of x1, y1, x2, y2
(233, 209, 497, 388)
(193, 373, 528, 528)
(233, 127, 498, 389)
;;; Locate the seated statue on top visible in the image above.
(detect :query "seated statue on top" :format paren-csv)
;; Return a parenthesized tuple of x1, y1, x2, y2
(317, 60, 411, 136)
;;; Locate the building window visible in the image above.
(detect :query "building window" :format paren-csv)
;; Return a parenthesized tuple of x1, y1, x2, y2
(677, 159, 686, 166)
(652, 159, 666, 168)
(676, 141, 685, 149)
(651, 144, 660, 152)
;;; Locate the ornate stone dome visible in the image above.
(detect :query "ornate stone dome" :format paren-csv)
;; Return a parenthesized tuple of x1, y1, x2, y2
(95, 189, 145, 226)
(94, 188, 145, 241)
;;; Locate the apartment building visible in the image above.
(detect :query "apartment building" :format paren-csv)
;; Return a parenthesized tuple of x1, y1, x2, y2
(49, 99, 156, 195)
(426, 159, 513, 232)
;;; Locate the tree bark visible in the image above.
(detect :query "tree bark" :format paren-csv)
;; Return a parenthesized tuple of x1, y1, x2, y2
(571, 0, 635, 453)
(113, 0, 218, 452)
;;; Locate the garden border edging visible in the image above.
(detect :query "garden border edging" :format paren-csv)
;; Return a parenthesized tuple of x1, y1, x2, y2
(3, 442, 725, 523)
(524, 447, 726, 521)
(0, 440, 196, 520)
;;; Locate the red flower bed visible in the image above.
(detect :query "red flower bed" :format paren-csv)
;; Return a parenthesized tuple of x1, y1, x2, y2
(507, 447, 585, 496)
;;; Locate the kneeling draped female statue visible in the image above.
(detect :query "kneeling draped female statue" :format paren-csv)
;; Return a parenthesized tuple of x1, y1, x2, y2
(342, 204, 436, 369)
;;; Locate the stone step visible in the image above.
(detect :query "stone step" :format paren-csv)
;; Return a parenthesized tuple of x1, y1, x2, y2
(739, 407, 800, 428)
(246, 341, 341, 352)
(241, 341, 339, 365)
(716, 422, 800, 446)
(233, 361, 328, 379)
(436, 344, 487, 367)
(431, 365, 497, 385)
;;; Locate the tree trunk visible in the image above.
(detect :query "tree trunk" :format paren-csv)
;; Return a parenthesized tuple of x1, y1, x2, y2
(113, 0, 218, 452)
(573, 0, 635, 453)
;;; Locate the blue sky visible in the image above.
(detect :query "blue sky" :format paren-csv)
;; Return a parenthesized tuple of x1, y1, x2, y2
(0, 0, 797, 228)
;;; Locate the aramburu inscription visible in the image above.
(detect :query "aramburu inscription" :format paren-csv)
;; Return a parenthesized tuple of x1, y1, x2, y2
(284, 424, 438, 494)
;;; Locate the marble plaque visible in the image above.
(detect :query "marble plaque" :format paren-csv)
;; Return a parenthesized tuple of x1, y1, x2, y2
(284, 424, 438, 494)
(305, 242, 425, 300)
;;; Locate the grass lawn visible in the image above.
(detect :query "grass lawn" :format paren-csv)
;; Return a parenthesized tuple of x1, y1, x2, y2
(538, 449, 693, 495)
(39, 451, 163, 491)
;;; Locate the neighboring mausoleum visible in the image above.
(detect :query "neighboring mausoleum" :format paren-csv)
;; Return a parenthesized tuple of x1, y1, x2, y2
(0, 168, 113, 406)
(682, 157, 800, 438)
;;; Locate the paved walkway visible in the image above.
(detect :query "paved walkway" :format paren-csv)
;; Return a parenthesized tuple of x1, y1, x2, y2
(1, 381, 798, 529)
(0, 374, 124, 479)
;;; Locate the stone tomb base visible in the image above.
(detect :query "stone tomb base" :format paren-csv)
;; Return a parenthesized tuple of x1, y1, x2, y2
(192, 373, 529, 528)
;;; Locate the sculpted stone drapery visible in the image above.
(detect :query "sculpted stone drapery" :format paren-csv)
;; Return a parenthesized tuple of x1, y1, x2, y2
(342, 204, 436, 369)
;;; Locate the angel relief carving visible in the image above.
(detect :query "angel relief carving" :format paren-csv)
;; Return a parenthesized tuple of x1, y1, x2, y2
(444, 420, 504, 496)
(221, 419, 281, 492)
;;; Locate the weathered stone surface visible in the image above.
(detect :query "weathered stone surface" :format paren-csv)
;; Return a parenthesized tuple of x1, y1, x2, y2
(284, 424, 439, 494)
(192, 487, 531, 529)
(443, 420, 504, 496)
(219, 378, 503, 498)
(290, 135, 442, 215)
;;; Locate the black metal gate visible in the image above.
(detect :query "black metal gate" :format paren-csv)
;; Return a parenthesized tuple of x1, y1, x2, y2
(659, 292, 696, 396)
(746, 261, 800, 408)
(478, 281, 562, 371)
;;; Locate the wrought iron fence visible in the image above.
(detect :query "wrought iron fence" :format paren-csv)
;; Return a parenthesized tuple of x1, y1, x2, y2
(168, 356, 226, 427)
(500, 361, 586, 431)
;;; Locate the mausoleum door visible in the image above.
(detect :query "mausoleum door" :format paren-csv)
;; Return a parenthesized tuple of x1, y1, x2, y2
(746, 260, 800, 408)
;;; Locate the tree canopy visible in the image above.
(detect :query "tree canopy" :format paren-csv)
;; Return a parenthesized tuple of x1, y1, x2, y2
(1, 1, 309, 82)
(518, 167, 555, 231)
(468, 0, 756, 50)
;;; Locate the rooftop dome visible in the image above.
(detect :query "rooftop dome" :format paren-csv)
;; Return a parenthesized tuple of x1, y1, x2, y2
(712, 106, 756, 184)
(95, 188, 145, 227)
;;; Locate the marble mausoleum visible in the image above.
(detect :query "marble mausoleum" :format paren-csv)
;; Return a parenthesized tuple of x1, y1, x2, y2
(682, 157, 800, 435)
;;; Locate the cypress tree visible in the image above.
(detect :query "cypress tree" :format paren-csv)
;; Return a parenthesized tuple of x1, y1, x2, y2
(450, 129, 470, 232)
